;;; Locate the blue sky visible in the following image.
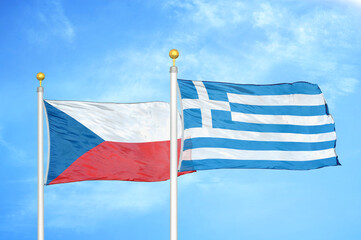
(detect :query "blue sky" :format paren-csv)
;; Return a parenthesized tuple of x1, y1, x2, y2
(1, 0, 361, 239)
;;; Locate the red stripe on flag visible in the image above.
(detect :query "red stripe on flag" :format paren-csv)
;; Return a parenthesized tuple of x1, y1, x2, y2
(48, 139, 193, 184)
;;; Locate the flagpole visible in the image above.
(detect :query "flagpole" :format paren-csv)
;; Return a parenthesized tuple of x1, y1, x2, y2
(37, 72, 45, 240)
(169, 49, 179, 240)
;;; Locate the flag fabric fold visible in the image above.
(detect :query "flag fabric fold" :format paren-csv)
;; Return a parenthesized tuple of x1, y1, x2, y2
(44, 100, 186, 185)
(177, 79, 339, 172)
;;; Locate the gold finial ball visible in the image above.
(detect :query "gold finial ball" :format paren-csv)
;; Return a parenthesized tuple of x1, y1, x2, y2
(169, 49, 179, 60)
(36, 72, 45, 81)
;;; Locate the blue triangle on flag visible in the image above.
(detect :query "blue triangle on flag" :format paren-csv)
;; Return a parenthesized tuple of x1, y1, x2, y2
(44, 101, 104, 184)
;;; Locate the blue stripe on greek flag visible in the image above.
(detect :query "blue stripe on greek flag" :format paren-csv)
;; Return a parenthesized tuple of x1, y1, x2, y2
(211, 110, 335, 134)
(180, 158, 338, 171)
(184, 138, 336, 151)
(230, 103, 328, 116)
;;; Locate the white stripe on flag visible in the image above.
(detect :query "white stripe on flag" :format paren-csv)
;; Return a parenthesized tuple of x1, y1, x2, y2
(182, 148, 336, 161)
(231, 112, 334, 126)
(182, 99, 230, 111)
(46, 100, 182, 142)
(184, 128, 337, 143)
(227, 93, 325, 106)
(192, 81, 213, 127)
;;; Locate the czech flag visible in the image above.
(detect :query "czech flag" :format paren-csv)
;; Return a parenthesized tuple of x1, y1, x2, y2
(44, 100, 188, 185)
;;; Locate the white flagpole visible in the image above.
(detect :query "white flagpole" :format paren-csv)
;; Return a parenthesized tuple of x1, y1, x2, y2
(169, 49, 179, 240)
(37, 72, 45, 240)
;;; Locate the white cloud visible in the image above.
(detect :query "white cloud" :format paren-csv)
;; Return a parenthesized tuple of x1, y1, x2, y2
(250, 3, 360, 100)
(338, 78, 359, 93)
(178, 170, 295, 222)
(0, 127, 26, 161)
(29, 0, 75, 43)
(44, 181, 169, 229)
(84, 47, 172, 103)
(320, 77, 359, 106)
(333, 0, 361, 7)
(165, 0, 246, 28)
(253, 2, 284, 28)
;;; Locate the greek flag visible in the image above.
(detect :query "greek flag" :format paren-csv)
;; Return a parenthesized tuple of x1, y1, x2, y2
(178, 79, 339, 172)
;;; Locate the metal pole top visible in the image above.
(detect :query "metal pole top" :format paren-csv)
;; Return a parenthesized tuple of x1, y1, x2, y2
(36, 72, 45, 87)
(169, 49, 179, 66)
